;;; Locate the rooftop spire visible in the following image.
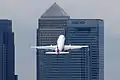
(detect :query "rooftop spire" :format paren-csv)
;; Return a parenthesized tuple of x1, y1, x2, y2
(41, 3, 69, 18)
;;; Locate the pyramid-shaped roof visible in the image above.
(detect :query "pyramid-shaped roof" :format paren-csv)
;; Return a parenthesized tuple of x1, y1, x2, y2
(41, 3, 69, 18)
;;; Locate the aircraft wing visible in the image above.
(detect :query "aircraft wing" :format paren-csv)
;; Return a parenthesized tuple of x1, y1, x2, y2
(31, 45, 57, 50)
(64, 45, 88, 50)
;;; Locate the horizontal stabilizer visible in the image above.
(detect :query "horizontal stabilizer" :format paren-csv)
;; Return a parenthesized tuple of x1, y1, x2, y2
(45, 52, 69, 54)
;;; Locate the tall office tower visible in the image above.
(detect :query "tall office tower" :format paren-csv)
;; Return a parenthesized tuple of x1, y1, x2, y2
(66, 19, 104, 80)
(0, 19, 17, 80)
(37, 3, 104, 80)
(37, 3, 70, 80)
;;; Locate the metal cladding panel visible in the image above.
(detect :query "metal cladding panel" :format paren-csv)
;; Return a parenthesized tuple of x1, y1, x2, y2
(98, 20, 104, 80)
(41, 3, 69, 18)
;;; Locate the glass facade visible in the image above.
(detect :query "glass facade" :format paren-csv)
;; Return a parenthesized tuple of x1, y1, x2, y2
(0, 19, 17, 80)
(37, 18, 69, 80)
(37, 3, 104, 80)
(66, 19, 104, 80)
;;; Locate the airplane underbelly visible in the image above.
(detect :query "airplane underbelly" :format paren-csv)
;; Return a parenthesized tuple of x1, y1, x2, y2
(58, 45, 64, 51)
(57, 36, 65, 51)
(58, 41, 64, 51)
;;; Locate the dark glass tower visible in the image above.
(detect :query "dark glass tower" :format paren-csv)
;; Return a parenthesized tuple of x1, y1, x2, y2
(0, 19, 17, 80)
(37, 3, 104, 80)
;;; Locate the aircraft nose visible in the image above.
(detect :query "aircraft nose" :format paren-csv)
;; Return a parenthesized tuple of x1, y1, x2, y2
(60, 35, 64, 38)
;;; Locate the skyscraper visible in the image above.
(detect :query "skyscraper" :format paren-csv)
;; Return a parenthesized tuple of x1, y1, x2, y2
(0, 19, 17, 80)
(37, 3, 104, 80)
(66, 19, 104, 80)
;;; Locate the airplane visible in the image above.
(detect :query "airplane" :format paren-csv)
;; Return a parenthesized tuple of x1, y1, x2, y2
(31, 35, 88, 54)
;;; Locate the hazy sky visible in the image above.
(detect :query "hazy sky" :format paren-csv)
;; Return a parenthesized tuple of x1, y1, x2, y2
(0, 0, 120, 80)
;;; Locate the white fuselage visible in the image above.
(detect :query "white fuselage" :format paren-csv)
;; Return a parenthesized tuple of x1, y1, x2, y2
(56, 35, 65, 52)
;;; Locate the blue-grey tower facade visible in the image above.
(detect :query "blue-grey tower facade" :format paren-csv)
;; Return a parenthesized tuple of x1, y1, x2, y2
(37, 3, 104, 80)
(0, 19, 17, 80)
(66, 19, 104, 80)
